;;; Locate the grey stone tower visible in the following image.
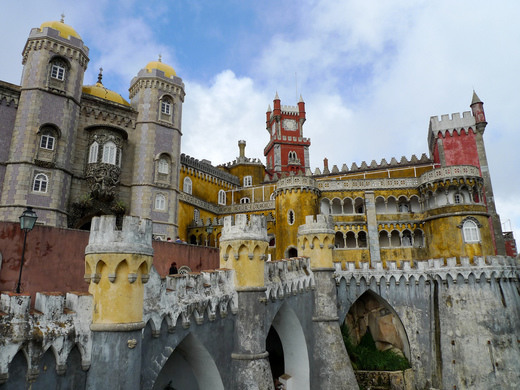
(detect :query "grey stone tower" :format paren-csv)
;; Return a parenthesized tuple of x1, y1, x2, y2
(0, 19, 88, 226)
(128, 59, 185, 239)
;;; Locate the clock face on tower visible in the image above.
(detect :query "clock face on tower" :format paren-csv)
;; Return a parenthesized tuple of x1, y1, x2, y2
(282, 119, 298, 131)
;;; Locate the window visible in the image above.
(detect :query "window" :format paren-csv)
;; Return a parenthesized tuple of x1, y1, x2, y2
(33, 173, 48, 193)
(240, 197, 250, 204)
(462, 220, 480, 243)
(194, 209, 200, 223)
(51, 64, 65, 80)
(218, 190, 226, 205)
(243, 175, 252, 187)
(102, 141, 117, 165)
(288, 210, 295, 225)
(158, 158, 169, 174)
(454, 194, 462, 204)
(183, 177, 192, 194)
(40, 134, 55, 150)
(88, 142, 99, 163)
(155, 194, 166, 210)
(161, 100, 172, 115)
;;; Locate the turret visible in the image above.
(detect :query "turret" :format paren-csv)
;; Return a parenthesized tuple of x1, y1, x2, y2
(219, 214, 268, 287)
(297, 214, 335, 268)
(128, 57, 185, 239)
(470, 90, 486, 125)
(0, 17, 89, 227)
(273, 175, 320, 259)
(84, 215, 153, 390)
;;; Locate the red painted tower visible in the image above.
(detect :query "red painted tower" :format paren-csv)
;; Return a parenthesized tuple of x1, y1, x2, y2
(428, 91, 506, 255)
(264, 93, 310, 177)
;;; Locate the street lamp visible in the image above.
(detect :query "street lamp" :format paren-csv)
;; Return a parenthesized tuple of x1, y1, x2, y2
(205, 224, 213, 247)
(15, 207, 38, 293)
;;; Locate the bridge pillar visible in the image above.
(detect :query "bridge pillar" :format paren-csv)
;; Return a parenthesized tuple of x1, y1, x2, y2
(298, 215, 359, 389)
(84, 215, 153, 390)
(220, 214, 274, 390)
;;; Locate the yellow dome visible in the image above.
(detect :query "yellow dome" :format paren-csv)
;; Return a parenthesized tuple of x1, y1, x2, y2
(145, 61, 176, 78)
(40, 20, 81, 40)
(82, 83, 130, 106)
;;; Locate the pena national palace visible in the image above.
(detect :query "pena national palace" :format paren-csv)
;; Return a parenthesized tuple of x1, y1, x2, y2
(0, 18, 519, 390)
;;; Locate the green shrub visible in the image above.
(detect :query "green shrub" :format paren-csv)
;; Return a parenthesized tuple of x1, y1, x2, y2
(341, 324, 410, 371)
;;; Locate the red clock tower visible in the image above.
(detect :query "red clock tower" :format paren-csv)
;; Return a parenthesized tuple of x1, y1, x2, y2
(264, 93, 311, 178)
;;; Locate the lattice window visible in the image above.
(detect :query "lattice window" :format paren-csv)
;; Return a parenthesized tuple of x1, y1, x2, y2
(183, 177, 192, 194)
(33, 173, 48, 193)
(155, 194, 166, 210)
(88, 142, 99, 163)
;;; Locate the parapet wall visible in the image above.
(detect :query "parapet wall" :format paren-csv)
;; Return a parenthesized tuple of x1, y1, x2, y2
(220, 214, 268, 242)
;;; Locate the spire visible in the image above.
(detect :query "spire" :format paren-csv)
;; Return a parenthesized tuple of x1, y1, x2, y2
(267, 104, 271, 112)
(60, 13, 65, 23)
(299, 94, 304, 103)
(274, 91, 280, 100)
(97, 67, 103, 84)
(471, 90, 482, 105)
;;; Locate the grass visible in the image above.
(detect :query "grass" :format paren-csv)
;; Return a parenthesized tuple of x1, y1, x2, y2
(341, 324, 410, 371)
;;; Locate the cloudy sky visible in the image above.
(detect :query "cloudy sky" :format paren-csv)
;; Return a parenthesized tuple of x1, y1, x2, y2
(1, 0, 519, 244)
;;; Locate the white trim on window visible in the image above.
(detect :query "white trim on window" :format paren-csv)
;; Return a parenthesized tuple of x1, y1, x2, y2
(161, 100, 172, 115)
(462, 220, 480, 243)
(88, 142, 99, 163)
(243, 175, 252, 187)
(51, 64, 65, 81)
(183, 177, 192, 194)
(33, 173, 48, 193)
(155, 194, 166, 210)
(218, 190, 226, 205)
(240, 197, 250, 204)
(40, 134, 55, 150)
(158, 158, 169, 174)
(102, 141, 117, 165)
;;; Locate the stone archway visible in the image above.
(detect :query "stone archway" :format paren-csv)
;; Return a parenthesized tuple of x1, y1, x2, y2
(345, 290, 411, 362)
(268, 303, 310, 389)
(152, 333, 224, 390)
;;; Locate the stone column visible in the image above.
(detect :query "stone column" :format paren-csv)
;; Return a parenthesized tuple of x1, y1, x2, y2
(298, 215, 359, 389)
(84, 215, 153, 390)
(220, 214, 273, 390)
(364, 191, 381, 266)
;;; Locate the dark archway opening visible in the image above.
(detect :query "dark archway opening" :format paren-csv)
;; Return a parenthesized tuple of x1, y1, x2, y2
(266, 326, 285, 384)
(287, 247, 298, 258)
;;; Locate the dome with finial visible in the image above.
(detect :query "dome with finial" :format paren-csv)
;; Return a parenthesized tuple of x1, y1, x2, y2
(82, 68, 130, 106)
(40, 14, 81, 40)
(145, 55, 177, 78)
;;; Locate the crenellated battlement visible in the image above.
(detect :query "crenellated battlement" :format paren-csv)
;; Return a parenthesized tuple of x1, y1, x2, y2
(85, 215, 153, 256)
(0, 292, 93, 382)
(144, 268, 238, 333)
(298, 214, 335, 237)
(312, 153, 432, 176)
(265, 257, 315, 301)
(220, 214, 268, 242)
(335, 256, 519, 286)
(429, 111, 474, 132)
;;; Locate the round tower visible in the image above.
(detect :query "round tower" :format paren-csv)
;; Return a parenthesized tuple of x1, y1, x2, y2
(0, 18, 89, 226)
(128, 58, 185, 239)
(296, 214, 358, 388)
(219, 214, 273, 389)
(84, 215, 153, 389)
(273, 175, 320, 260)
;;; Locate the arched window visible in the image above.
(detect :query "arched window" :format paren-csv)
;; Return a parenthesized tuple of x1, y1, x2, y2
(379, 231, 390, 247)
(402, 230, 412, 247)
(88, 142, 99, 163)
(354, 198, 364, 214)
(194, 209, 200, 223)
(335, 232, 345, 248)
(243, 176, 252, 187)
(155, 194, 166, 210)
(158, 158, 169, 174)
(33, 173, 48, 193)
(161, 97, 172, 115)
(462, 219, 480, 243)
(240, 197, 250, 204)
(270, 192, 276, 200)
(218, 190, 226, 205)
(358, 231, 367, 248)
(183, 177, 192, 194)
(102, 141, 117, 165)
(454, 193, 462, 204)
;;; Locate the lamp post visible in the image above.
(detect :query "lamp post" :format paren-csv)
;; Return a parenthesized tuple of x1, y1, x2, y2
(205, 224, 213, 247)
(15, 207, 38, 293)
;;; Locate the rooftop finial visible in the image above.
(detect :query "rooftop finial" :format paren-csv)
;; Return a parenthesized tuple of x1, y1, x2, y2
(60, 13, 65, 23)
(158, 54, 162, 63)
(97, 67, 103, 84)
(299, 94, 304, 103)
(275, 91, 280, 100)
